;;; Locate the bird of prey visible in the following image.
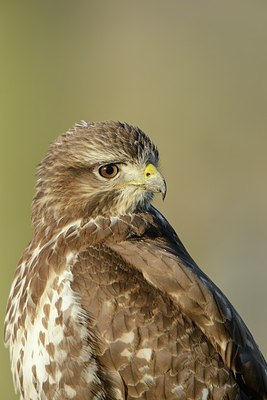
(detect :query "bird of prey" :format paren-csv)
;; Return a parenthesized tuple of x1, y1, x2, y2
(4, 121, 267, 400)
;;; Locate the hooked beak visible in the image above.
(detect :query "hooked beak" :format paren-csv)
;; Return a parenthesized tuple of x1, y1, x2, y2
(113, 163, 167, 200)
(143, 163, 167, 200)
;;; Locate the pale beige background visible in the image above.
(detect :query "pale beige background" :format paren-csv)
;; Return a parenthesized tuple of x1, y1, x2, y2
(1, 1, 267, 398)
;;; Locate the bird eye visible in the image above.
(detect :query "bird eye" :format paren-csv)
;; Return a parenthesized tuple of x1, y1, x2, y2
(99, 164, 119, 179)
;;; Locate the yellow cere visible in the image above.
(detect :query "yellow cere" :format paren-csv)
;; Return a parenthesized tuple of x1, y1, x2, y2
(144, 163, 158, 179)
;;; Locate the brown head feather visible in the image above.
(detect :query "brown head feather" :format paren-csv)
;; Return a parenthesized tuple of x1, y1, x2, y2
(32, 121, 159, 230)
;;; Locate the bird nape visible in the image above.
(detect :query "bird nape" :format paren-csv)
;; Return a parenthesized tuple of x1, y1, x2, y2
(4, 121, 267, 400)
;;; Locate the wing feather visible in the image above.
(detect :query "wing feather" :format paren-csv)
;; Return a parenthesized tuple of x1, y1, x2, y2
(62, 210, 267, 398)
(107, 208, 267, 399)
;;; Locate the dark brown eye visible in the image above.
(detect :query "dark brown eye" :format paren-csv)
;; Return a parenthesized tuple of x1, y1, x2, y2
(99, 164, 119, 179)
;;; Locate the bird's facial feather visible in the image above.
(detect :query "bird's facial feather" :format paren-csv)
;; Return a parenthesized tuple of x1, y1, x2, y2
(32, 121, 163, 227)
(70, 161, 166, 216)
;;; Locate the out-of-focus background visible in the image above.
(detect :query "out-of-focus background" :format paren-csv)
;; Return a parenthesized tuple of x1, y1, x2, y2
(1, 1, 267, 398)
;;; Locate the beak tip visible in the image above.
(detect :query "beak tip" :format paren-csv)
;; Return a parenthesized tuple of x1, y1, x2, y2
(162, 178, 167, 200)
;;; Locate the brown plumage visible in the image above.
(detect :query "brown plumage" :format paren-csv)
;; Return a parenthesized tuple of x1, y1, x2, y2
(4, 120, 267, 399)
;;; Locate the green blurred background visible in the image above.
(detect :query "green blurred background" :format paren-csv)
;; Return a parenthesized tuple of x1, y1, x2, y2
(1, 1, 267, 398)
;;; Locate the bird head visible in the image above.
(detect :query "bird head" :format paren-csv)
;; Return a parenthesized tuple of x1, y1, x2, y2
(32, 121, 166, 229)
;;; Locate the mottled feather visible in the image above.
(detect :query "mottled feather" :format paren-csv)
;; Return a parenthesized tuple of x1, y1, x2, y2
(4, 121, 267, 400)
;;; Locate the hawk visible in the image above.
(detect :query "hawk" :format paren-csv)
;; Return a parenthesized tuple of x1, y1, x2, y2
(4, 121, 267, 400)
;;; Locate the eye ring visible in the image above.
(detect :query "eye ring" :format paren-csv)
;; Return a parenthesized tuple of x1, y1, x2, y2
(99, 164, 119, 179)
